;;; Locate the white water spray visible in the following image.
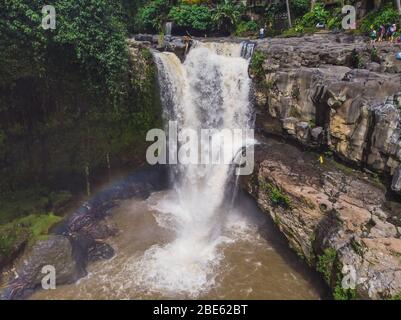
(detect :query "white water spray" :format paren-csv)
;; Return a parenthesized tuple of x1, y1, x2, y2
(133, 42, 254, 296)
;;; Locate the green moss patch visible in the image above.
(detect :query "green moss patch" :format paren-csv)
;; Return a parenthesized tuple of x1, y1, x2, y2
(0, 213, 62, 258)
(259, 178, 292, 209)
(316, 248, 357, 300)
(250, 51, 267, 79)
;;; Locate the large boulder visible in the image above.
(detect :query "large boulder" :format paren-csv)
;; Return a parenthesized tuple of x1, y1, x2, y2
(1, 235, 81, 300)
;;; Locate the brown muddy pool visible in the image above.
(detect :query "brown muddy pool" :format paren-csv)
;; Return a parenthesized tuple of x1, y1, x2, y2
(32, 191, 329, 300)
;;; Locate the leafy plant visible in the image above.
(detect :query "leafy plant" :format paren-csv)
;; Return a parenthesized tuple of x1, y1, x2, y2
(360, 6, 401, 34)
(250, 50, 267, 78)
(350, 49, 364, 69)
(212, 0, 245, 34)
(266, 0, 309, 19)
(135, 0, 171, 32)
(235, 20, 258, 36)
(297, 3, 330, 28)
(169, 4, 213, 32)
(370, 47, 380, 63)
(317, 248, 337, 283)
(0, 213, 62, 256)
(259, 178, 292, 209)
(391, 292, 401, 300)
(317, 248, 357, 300)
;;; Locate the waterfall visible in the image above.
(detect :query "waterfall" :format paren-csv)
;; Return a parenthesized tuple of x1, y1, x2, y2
(240, 41, 256, 60)
(133, 42, 254, 297)
(165, 22, 172, 37)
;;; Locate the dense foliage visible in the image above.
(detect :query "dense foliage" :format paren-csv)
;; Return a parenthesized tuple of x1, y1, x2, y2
(0, 0, 162, 223)
(360, 5, 401, 33)
(169, 4, 213, 32)
(133, 0, 401, 37)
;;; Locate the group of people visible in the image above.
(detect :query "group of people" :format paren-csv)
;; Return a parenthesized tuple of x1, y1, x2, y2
(370, 23, 399, 43)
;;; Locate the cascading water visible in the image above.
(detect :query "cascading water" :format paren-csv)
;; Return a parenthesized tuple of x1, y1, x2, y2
(130, 42, 254, 296)
(31, 41, 328, 300)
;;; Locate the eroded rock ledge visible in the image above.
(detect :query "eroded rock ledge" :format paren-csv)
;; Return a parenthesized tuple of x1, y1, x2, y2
(242, 136, 401, 299)
(252, 33, 401, 194)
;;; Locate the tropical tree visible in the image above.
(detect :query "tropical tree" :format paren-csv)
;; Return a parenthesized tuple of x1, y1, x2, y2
(396, 0, 401, 25)
(212, 0, 245, 34)
(286, 0, 292, 28)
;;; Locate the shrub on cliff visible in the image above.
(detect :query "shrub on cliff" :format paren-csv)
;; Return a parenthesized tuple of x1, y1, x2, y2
(134, 0, 171, 32)
(360, 5, 401, 34)
(212, 0, 245, 34)
(235, 20, 258, 37)
(297, 3, 330, 28)
(169, 4, 213, 32)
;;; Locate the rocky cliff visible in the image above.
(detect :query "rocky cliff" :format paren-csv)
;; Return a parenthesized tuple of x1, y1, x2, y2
(245, 33, 401, 299)
(251, 33, 401, 193)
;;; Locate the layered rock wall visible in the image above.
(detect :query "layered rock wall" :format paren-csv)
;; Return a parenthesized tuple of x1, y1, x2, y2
(252, 33, 401, 192)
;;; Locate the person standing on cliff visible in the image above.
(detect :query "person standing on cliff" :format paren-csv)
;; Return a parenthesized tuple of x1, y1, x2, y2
(378, 24, 386, 42)
(370, 27, 377, 44)
(259, 27, 265, 39)
(389, 24, 397, 43)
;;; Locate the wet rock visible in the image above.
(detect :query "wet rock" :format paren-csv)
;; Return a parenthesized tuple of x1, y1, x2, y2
(88, 242, 115, 262)
(296, 122, 310, 142)
(1, 235, 80, 300)
(132, 35, 189, 60)
(311, 127, 324, 142)
(0, 230, 29, 273)
(134, 34, 154, 43)
(391, 166, 401, 193)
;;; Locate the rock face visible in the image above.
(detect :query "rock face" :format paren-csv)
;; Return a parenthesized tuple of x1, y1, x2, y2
(0, 235, 81, 300)
(131, 34, 190, 60)
(252, 33, 401, 190)
(242, 138, 401, 299)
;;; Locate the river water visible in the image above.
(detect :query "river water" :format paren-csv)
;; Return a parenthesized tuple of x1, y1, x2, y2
(33, 41, 328, 300)
(32, 191, 328, 300)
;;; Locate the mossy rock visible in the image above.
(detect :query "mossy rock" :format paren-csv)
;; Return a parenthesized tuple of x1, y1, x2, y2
(0, 213, 62, 269)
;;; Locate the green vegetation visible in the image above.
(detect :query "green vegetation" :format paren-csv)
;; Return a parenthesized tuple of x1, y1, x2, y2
(333, 284, 357, 300)
(308, 119, 316, 128)
(316, 248, 337, 283)
(296, 3, 330, 29)
(360, 5, 401, 34)
(259, 178, 292, 209)
(316, 248, 357, 300)
(235, 20, 258, 37)
(131, 1, 401, 38)
(291, 86, 301, 101)
(212, 1, 244, 34)
(0, 0, 162, 258)
(169, 4, 213, 32)
(135, 0, 171, 32)
(0, 213, 62, 257)
(370, 46, 380, 63)
(350, 49, 364, 69)
(391, 292, 401, 300)
(250, 50, 267, 79)
(0, 189, 71, 225)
